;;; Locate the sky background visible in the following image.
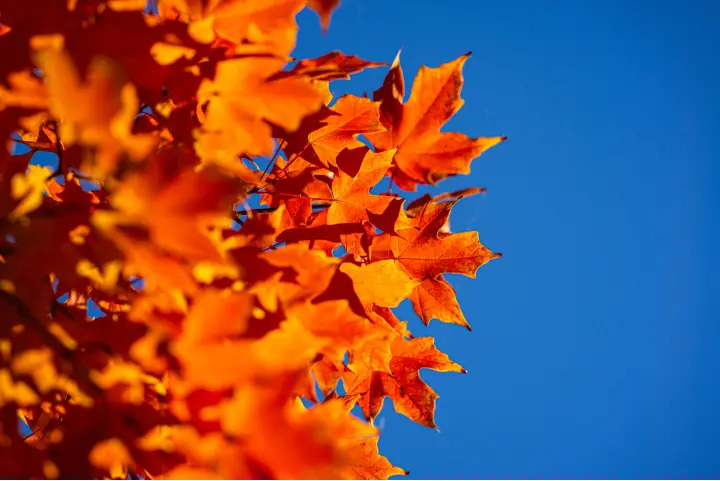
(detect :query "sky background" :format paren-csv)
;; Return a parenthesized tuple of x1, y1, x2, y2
(16, 1, 718, 478)
(291, 1, 720, 479)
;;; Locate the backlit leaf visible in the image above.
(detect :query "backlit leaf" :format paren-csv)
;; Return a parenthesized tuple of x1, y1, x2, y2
(368, 53, 506, 190)
(0, 1, 504, 478)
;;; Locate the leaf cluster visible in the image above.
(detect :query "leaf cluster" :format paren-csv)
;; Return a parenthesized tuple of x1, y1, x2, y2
(0, 0, 504, 478)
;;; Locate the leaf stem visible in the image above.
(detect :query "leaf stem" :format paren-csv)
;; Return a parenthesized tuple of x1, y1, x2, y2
(259, 141, 285, 182)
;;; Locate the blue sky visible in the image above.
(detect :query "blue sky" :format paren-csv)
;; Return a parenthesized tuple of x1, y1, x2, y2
(17, 1, 718, 478)
(292, 1, 720, 478)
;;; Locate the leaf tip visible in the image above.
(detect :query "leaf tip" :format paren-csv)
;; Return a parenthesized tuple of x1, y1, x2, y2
(390, 48, 403, 67)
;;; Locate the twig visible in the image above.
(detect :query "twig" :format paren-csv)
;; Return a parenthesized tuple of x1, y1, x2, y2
(270, 151, 301, 184)
(259, 141, 285, 182)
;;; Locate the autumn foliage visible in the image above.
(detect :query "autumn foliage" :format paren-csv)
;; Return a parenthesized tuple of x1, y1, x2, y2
(0, 0, 505, 478)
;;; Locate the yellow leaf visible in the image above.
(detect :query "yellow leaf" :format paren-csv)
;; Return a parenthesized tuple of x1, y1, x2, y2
(10, 165, 52, 220)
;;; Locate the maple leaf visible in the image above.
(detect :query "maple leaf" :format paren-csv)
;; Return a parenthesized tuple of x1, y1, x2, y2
(179, 289, 252, 345)
(173, 309, 327, 391)
(234, 206, 287, 249)
(405, 186, 488, 214)
(287, 300, 383, 361)
(340, 260, 418, 309)
(195, 56, 325, 160)
(58, 8, 197, 105)
(366, 197, 411, 236)
(90, 146, 243, 263)
(345, 337, 465, 429)
(160, 0, 305, 56)
(33, 46, 156, 178)
(344, 436, 408, 480)
(374, 198, 501, 280)
(367, 52, 506, 191)
(409, 275, 470, 330)
(289, 52, 385, 82)
(326, 146, 410, 254)
(282, 94, 385, 169)
(219, 372, 377, 479)
(257, 243, 339, 306)
(311, 354, 350, 397)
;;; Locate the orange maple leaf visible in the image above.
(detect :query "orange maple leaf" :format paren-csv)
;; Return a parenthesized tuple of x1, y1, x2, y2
(289, 52, 385, 81)
(345, 336, 465, 429)
(160, 0, 305, 55)
(33, 46, 156, 178)
(344, 436, 408, 480)
(367, 52, 506, 191)
(283, 94, 385, 169)
(340, 260, 418, 309)
(409, 275, 471, 330)
(374, 198, 501, 280)
(196, 56, 325, 160)
(326, 147, 408, 255)
(94, 148, 244, 262)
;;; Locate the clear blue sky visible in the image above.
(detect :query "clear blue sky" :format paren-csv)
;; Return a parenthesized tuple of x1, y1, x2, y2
(292, 1, 720, 478)
(19, 1, 718, 478)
